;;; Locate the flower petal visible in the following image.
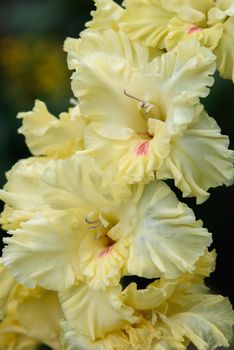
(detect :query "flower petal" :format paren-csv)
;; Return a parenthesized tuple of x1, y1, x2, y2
(214, 16, 234, 81)
(0, 157, 50, 229)
(3, 210, 83, 291)
(165, 294, 234, 350)
(165, 16, 223, 51)
(18, 100, 85, 158)
(59, 282, 137, 340)
(127, 181, 212, 279)
(61, 319, 129, 350)
(157, 111, 234, 203)
(0, 260, 16, 320)
(120, 0, 173, 48)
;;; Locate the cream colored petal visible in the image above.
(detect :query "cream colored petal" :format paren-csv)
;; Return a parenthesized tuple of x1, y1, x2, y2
(79, 235, 129, 289)
(59, 282, 138, 340)
(0, 260, 16, 320)
(0, 157, 50, 228)
(3, 210, 83, 291)
(72, 53, 146, 140)
(18, 100, 85, 158)
(0, 327, 39, 350)
(160, 0, 212, 23)
(165, 294, 234, 350)
(122, 280, 176, 311)
(120, 0, 173, 48)
(157, 111, 234, 204)
(64, 28, 151, 73)
(86, 0, 124, 31)
(208, 0, 234, 25)
(152, 338, 185, 350)
(214, 17, 234, 81)
(127, 40, 216, 136)
(63, 37, 81, 70)
(61, 319, 129, 350)
(17, 288, 62, 349)
(41, 154, 128, 212)
(117, 120, 171, 184)
(124, 320, 156, 350)
(66, 29, 151, 71)
(127, 181, 212, 279)
(165, 17, 223, 51)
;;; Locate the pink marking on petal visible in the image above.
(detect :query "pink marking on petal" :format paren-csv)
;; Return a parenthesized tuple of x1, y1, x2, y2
(98, 245, 114, 258)
(135, 141, 150, 156)
(187, 25, 202, 34)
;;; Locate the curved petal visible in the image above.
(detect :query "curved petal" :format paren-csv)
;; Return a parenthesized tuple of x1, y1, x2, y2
(165, 16, 223, 51)
(127, 181, 212, 279)
(86, 0, 124, 31)
(3, 210, 83, 291)
(17, 288, 62, 349)
(127, 39, 216, 136)
(165, 294, 234, 350)
(18, 100, 85, 158)
(79, 235, 129, 289)
(72, 53, 146, 140)
(41, 154, 129, 212)
(59, 282, 138, 340)
(0, 260, 16, 320)
(61, 320, 129, 350)
(214, 16, 234, 81)
(160, 0, 212, 23)
(0, 157, 50, 229)
(120, 0, 173, 48)
(157, 111, 234, 203)
(122, 280, 176, 311)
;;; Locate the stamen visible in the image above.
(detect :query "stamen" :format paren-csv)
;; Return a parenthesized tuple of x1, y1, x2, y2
(124, 90, 155, 114)
(85, 217, 100, 225)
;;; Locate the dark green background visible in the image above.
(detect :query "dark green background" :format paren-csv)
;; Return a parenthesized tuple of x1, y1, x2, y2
(0, 2, 233, 349)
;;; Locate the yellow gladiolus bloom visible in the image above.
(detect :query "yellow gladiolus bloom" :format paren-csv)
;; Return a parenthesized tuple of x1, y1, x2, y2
(120, 0, 234, 81)
(60, 251, 234, 350)
(2, 155, 211, 292)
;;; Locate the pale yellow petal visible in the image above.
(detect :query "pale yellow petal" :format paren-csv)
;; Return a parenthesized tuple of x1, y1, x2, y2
(3, 210, 83, 291)
(166, 294, 234, 350)
(214, 16, 234, 81)
(17, 288, 62, 349)
(160, 0, 212, 23)
(72, 53, 146, 140)
(122, 280, 176, 311)
(86, 0, 124, 31)
(0, 260, 16, 320)
(157, 111, 234, 204)
(208, 0, 234, 25)
(59, 282, 138, 340)
(127, 39, 216, 136)
(79, 235, 129, 289)
(18, 100, 85, 158)
(61, 320, 129, 350)
(120, 0, 173, 48)
(127, 181, 212, 279)
(124, 319, 156, 350)
(165, 16, 223, 51)
(41, 154, 128, 212)
(0, 157, 50, 228)
(63, 37, 81, 70)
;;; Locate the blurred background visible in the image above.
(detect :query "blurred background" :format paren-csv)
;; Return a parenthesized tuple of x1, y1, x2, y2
(0, 0, 233, 348)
